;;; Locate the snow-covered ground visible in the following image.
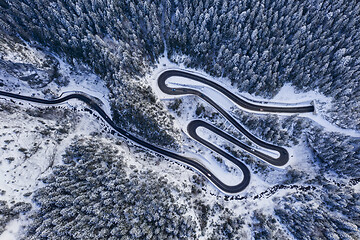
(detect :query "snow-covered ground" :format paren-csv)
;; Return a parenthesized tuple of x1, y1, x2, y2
(0, 214, 29, 240)
(0, 59, 112, 117)
(147, 56, 328, 177)
(153, 65, 360, 138)
(1, 47, 358, 238)
(53, 57, 112, 117)
(0, 42, 116, 238)
(145, 56, 354, 232)
(0, 46, 111, 199)
(148, 57, 360, 210)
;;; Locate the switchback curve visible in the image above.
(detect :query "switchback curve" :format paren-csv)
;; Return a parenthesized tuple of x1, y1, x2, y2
(158, 70, 314, 113)
(0, 90, 249, 194)
(158, 70, 314, 166)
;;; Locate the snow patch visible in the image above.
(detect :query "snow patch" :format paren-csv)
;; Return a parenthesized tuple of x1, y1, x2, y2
(51, 57, 112, 117)
(151, 56, 359, 138)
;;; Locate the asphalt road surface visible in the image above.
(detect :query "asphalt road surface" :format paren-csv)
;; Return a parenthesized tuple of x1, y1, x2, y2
(0, 90, 249, 194)
(158, 70, 314, 113)
(158, 70, 314, 167)
(0, 70, 313, 194)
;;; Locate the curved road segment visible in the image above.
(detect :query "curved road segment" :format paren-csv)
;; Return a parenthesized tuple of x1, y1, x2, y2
(0, 90, 249, 194)
(0, 70, 314, 194)
(158, 70, 314, 113)
(158, 70, 313, 167)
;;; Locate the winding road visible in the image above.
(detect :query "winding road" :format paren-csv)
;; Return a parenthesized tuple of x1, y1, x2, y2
(158, 70, 314, 113)
(0, 69, 314, 194)
(158, 70, 314, 167)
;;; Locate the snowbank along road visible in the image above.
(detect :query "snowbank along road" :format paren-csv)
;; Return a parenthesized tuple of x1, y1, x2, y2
(158, 70, 314, 188)
(0, 70, 314, 194)
(158, 70, 314, 165)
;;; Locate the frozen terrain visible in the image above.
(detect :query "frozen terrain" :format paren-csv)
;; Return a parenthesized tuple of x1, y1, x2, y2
(1, 0, 360, 237)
